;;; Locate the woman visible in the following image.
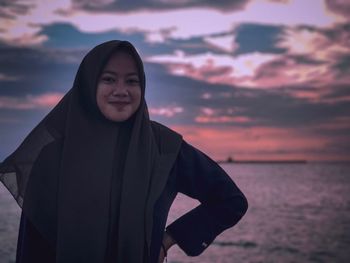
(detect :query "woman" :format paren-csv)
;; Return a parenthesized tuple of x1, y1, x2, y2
(0, 40, 248, 263)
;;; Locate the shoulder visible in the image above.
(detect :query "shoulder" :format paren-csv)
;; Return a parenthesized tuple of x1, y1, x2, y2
(150, 121, 181, 138)
(176, 140, 213, 162)
(177, 140, 219, 169)
(150, 121, 183, 155)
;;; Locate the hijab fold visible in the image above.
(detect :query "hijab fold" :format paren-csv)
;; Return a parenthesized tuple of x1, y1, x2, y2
(0, 40, 182, 263)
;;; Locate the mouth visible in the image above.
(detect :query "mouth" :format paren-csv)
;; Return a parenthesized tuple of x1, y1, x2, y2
(108, 101, 130, 106)
(108, 101, 131, 111)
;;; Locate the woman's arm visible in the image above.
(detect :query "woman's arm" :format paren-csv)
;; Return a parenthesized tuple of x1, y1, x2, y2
(158, 230, 176, 263)
(165, 140, 248, 256)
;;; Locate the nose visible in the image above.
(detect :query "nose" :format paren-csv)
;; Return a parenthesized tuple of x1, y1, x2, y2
(111, 82, 128, 97)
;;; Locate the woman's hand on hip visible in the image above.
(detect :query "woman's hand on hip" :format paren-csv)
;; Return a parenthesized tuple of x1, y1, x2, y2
(158, 230, 176, 263)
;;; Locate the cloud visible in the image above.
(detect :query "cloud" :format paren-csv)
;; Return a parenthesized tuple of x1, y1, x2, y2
(325, 0, 350, 19)
(56, 0, 348, 45)
(0, 41, 81, 96)
(0, 93, 63, 109)
(0, 0, 35, 19)
(145, 19, 350, 91)
(318, 84, 350, 104)
(70, 0, 248, 12)
(233, 23, 286, 55)
(0, 0, 349, 162)
(180, 82, 350, 129)
(1, 7, 241, 45)
(147, 50, 278, 86)
(149, 106, 184, 117)
(146, 22, 349, 93)
(0, 73, 18, 81)
(195, 115, 251, 124)
(251, 56, 332, 89)
(0, 0, 345, 46)
(66, 0, 345, 28)
(239, 88, 350, 127)
(171, 124, 348, 161)
(38, 23, 145, 50)
(64, 9, 239, 42)
(150, 67, 341, 138)
(144, 62, 350, 131)
(277, 24, 350, 63)
(204, 34, 238, 53)
(245, 23, 350, 91)
(194, 107, 252, 124)
(36, 23, 229, 58)
(0, 0, 72, 45)
(1, 40, 348, 131)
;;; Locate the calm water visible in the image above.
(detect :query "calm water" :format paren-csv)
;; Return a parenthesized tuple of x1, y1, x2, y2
(1, 163, 350, 263)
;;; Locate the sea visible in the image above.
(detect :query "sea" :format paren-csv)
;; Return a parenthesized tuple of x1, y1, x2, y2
(1, 163, 350, 263)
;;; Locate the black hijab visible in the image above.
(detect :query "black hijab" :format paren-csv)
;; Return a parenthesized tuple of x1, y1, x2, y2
(0, 40, 182, 263)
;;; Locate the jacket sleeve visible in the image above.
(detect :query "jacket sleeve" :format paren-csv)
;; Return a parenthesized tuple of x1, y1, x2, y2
(165, 140, 248, 256)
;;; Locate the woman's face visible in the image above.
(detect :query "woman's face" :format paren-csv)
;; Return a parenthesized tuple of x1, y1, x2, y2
(96, 51, 142, 122)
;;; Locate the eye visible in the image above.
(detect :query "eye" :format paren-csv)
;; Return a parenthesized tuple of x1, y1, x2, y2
(126, 78, 140, 85)
(101, 75, 115, 84)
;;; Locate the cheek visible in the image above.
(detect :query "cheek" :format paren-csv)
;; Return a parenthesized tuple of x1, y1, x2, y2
(136, 92, 141, 105)
(134, 88, 142, 106)
(138, 87, 142, 99)
(96, 86, 108, 110)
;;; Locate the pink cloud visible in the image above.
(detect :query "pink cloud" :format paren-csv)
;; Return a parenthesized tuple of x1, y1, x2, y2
(149, 51, 279, 88)
(325, 0, 350, 19)
(194, 107, 252, 124)
(170, 124, 348, 161)
(195, 116, 251, 123)
(254, 57, 334, 88)
(149, 106, 183, 117)
(311, 116, 350, 130)
(272, 25, 350, 85)
(167, 62, 235, 86)
(0, 93, 63, 109)
(2, 0, 346, 46)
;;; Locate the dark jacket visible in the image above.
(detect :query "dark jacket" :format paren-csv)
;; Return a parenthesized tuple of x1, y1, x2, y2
(16, 139, 248, 263)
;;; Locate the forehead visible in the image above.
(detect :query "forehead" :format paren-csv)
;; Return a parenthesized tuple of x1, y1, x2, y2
(103, 51, 137, 72)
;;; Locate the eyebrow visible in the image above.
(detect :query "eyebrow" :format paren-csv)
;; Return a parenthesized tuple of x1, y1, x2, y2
(101, 70, 139, 77)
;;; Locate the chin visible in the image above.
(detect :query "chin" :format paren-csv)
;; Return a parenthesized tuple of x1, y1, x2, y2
(106, 112, 133, 122)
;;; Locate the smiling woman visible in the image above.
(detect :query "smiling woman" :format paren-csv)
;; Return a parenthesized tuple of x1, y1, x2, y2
(96, 51, 142, 122)
(0, 40, 248, 263)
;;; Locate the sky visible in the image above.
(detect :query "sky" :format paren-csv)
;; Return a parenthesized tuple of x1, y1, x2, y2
(0, 0, 349, 161)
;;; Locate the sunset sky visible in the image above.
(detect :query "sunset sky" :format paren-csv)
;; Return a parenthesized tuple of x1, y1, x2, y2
(0, 0, 349, 161)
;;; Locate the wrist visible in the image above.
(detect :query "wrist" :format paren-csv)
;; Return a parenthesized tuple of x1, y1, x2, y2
(163, 230, 176, 250)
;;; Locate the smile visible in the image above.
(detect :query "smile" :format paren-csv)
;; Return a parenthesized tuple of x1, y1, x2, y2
(108, 101, 131, 106)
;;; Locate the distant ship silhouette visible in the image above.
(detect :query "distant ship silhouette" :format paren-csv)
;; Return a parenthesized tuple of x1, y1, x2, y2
(217, 156, 307, 164)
